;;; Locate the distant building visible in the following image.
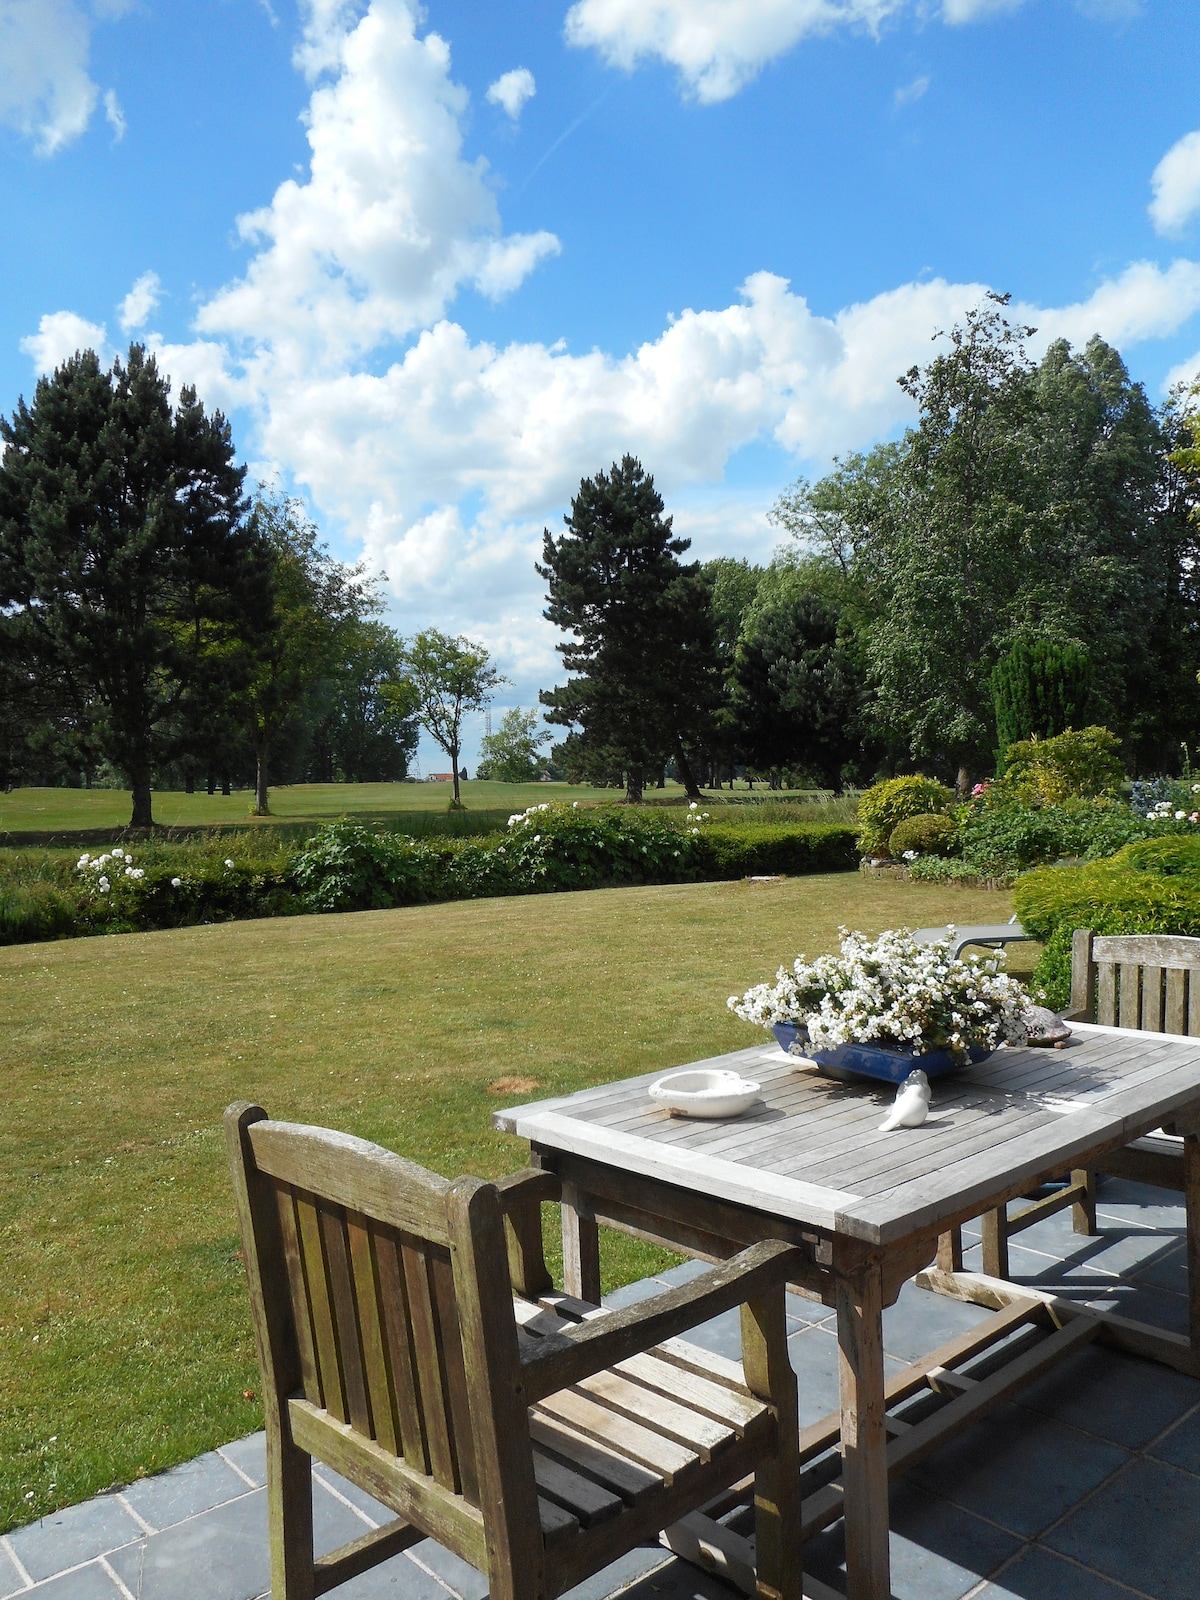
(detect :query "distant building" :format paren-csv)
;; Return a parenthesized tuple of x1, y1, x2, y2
(428, 773, 455, 781)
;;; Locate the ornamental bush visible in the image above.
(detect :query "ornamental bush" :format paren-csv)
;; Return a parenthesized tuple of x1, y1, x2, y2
(955, 791, 1150, 876)
(1001, 725, 1124, 802)
(1013, 836, 1200, 1008)
(888, 813, 958, 858)
(856, 776, 955, 858)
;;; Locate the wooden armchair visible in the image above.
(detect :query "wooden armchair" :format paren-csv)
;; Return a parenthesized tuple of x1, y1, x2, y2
(971, 930, 1200, 1277)
(225, 1103, 803, 1600)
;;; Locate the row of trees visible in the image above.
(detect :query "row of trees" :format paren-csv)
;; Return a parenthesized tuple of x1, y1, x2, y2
(538, 298, 1200, 796)
(0, 346, 504, 823)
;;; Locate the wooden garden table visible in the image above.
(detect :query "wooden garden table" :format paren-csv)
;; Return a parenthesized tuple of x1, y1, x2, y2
(494, 1024, 1200, 1600)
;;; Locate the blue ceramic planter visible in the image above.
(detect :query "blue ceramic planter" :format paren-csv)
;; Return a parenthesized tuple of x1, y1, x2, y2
(771, 1022, 989, 1083)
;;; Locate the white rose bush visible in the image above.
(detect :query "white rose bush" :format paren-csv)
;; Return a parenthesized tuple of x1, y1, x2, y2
(729, 927, 1031, 1059)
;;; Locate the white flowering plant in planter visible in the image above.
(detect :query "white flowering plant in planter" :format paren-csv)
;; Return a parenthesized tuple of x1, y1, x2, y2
(728, 927, 1031, 1058)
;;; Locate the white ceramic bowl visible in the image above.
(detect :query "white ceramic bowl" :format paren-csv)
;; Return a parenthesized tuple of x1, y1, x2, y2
(648, 1069, 762, 1119)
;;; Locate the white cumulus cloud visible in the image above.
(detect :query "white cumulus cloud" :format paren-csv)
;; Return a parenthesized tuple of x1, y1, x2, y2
(0, 0, 98, 154)
(118, 271, 162, 333)
(1150, 129, 1200, 236)
(195, 0, 558, 372)
(20, 310, 111, 374)
(941, 0, 1024, 22)
(486, 67, 536, 121)
(564, 0, 903, 103)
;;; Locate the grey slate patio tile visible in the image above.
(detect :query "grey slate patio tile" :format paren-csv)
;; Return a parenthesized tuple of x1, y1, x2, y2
(804, 1480, 1021, 1600)
(880, 1279, 994, 1364)
(1046, 1456, 1200, 1600)
(1149, 1404, 1200, 1476)
(0, 1540, 24, 1599)
(219, 1431, 267, 1487)
(786, 1324, 905, 1430)
(1013, 1343, 1200, 1448)
(407, 1538, 489, 1600)
(120, 1447, 251, 1530)
(975, 1546, 1137, 1599)
(559, 1544, 676, 1600)
(105, 1488, 270, 1600)
(311, 1465, 392, 1527)
(20, 1562, 123, 1598)
(1093, 1179, 1186, 1232)
(784, 1291, 834, 1329)
(907, 1402, 1129, 1538)
(309, 1550, 454, 1599)
(1075, 1277, 1190, 1334)
(1131, 1240, 1189, 1295)
(604, 1276, 672, 1310)
(6, 1494, 143, 1583)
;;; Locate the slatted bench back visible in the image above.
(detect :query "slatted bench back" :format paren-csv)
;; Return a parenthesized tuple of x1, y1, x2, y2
(1070, 930, 1200, 1033)
(227, 1106, 541, 1570)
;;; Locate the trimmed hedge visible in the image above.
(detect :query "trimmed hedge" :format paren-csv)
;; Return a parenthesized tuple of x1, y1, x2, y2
(1013, 835, 1200, 1008)
(857, 776, 955, 858)
(0, 809, 860, 945)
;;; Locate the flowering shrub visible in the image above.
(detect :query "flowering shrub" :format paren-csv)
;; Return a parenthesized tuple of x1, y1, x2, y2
(728, 927, 1030, 1057)
(501, 801, 700, 890)
(953, 789, 1150, 876)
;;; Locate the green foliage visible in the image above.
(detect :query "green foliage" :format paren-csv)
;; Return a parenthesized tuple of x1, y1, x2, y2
(539, 456, 717, 800)
(475, 707, 550, 783)
(1014, 837, 1200, 1008)
(1001, 725, 1124, 801)
(856, 775, 955, 857)
(888, 813, 958, 857)
(956, 789, 1148, 876)
(728, 568, 858, 788)
(905, 855, 982, 883)
(694, 822, 858, 877)
(403, 628, 504, 808)
(991, 637, 1093, 760)
(0, 345, 256, 826)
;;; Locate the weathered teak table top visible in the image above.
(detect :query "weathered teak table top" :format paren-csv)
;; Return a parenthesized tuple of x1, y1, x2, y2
(495, 1025, 1200, 1600)
(496, 1024, 1200, 1246)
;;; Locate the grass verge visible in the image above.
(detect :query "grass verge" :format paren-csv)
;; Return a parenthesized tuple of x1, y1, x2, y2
(0, 872, 1029, 1530)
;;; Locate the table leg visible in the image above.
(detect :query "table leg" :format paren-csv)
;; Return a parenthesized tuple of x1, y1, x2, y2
(1186, 1135, 1200, 1354)
(561, 1186, 601, 1304)
(835, 1260, 890, 1600)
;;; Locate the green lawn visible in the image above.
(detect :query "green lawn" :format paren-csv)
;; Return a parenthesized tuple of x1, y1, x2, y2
(0, 780, 834, 838)
(0, 871, 1029, 1531)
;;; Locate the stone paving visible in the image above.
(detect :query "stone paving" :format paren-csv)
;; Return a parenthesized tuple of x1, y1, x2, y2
(4, 1174, 1200, 1600)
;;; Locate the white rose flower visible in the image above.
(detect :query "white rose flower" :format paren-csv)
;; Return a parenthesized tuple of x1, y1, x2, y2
(171, 877, 182, 888)
(225, 858, 235, 868)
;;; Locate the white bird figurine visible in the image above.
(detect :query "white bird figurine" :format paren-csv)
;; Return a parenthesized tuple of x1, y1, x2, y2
(879, 1069, 932, 1132)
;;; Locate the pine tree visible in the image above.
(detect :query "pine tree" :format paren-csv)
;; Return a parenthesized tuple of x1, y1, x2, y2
(990, 636, 1093, 769)
(0, 345, 258, 827)
(538, 456, 717, 802)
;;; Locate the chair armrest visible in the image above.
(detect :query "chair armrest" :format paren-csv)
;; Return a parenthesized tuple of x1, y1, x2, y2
(518, 1238, 803, 1403)
(494, 1168, 562, 1211)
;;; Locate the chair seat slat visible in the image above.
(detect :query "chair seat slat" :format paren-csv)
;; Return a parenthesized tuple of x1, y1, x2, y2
(527, 1413, 663, 1504)
(531, 1449, 623, 1526)
(575, 1370, 735, 1460)
(533, 1389, 700, 1483)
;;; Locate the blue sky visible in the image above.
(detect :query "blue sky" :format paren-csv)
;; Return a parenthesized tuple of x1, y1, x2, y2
(3, 0, 1200, 768)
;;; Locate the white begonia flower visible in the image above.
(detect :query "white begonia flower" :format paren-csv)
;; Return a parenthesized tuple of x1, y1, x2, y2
(532, 834, 541, 843)
(97, 877, 110, 892)
(1177, 811, 1188, 820)
(225, 858, 235, 868)
(111, 848, 124, 859)
(171, 877, 182, 887)
(77, 854, 90, 868)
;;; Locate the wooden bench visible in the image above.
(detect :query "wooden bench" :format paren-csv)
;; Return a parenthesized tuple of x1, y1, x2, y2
(225, 1103, 804, 1600)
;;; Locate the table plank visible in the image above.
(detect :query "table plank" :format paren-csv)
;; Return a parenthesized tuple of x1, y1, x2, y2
(496, 1027, 1200, 1245)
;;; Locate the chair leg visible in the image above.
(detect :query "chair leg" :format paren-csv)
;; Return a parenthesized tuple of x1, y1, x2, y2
(267, 1427, 316, 1600)
(1071, 1168, 1098, 1236)
(741, 1291, 802, 1600)
(981, 1206, 1009, 1279)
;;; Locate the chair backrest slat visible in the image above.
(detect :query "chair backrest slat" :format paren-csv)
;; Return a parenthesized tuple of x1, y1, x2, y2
(346, 1213, 399, 1457)
(430, 1246, 479, 1504)
(319, 1201, 374, 1436)
(1166, 966, 1189, 1034)
(373, 1228, 431, 1472)
(401, 1234, 461, 1491)
(274, 1185, 323, 1408)
(1073, 931, 1200, 1035)
(293, 1193, 348, 1423)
